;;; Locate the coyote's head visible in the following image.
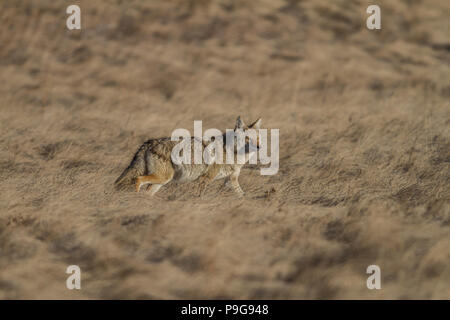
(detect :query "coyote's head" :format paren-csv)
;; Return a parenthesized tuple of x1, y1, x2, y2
(228, 116, 262, 163)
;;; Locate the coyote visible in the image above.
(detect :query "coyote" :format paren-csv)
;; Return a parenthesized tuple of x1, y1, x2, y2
(114, 116, 262, 197)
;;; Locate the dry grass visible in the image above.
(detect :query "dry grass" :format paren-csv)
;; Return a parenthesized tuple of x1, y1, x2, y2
(0, 0, 449, 299)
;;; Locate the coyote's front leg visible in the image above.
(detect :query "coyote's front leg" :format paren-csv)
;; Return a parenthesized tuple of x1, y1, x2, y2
(196, 166, 219, 197)
(230, 169, 244, 197)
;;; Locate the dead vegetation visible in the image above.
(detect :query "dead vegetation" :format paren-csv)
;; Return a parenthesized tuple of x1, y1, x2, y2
(0, 0, 449, 299)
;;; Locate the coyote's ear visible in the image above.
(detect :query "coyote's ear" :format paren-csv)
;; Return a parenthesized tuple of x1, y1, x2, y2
(235, 116, 245, 130)
(250, 118, 262, 129)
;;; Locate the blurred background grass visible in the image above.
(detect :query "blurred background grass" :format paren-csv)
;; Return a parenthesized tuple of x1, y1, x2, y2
(0, 0, 449, 299)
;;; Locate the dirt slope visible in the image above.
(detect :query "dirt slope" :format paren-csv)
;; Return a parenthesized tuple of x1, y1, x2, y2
(0, 0, 449, 299)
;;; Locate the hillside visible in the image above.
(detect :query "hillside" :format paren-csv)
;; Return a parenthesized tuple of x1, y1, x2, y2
(0, 0, 449, 299)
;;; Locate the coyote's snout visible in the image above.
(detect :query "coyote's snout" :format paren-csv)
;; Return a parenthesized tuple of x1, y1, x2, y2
(114, 116, 263, 197)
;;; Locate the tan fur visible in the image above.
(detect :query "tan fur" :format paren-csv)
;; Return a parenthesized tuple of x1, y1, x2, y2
(115, 116, 262, 197)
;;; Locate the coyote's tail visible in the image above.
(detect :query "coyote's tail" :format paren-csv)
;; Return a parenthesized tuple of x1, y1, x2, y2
(114, 145, 147, 190)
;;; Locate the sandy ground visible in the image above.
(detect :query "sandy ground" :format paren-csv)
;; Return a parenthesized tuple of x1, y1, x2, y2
(0, 0, 449, 299)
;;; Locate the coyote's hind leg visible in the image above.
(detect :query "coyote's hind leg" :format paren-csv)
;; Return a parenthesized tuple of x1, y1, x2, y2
(136, 169, 174, 195)
(147, 184, 163, 196)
